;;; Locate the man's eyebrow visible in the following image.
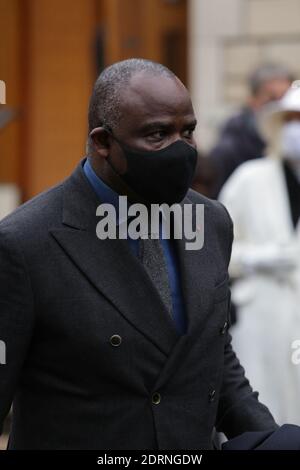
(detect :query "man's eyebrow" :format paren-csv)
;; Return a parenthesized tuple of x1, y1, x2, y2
(139, 121, 173, 132)
(139, 119, 197, 133)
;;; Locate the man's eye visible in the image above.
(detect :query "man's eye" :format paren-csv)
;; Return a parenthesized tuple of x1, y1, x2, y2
(147, 130, 166, 140)
(183, 128, 195, 138)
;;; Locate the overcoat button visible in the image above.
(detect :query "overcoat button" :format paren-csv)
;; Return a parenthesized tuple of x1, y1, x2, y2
(152, 392, 161, 405)
(110, 334, 122, 346)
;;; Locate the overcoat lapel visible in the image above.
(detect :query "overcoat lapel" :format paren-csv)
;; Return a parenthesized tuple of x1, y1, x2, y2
(50, 160, 180, 357)
(151, 196, 220, 390)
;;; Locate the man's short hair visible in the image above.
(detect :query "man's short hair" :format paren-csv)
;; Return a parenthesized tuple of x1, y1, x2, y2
(86, 58, 176, 154)
(248, 63, 294, 96)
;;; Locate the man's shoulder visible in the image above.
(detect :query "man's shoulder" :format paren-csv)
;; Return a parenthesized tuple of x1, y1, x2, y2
(186, 188, 231, 224)
(0, 179, 65, 237)
(186, 189, 233, 268)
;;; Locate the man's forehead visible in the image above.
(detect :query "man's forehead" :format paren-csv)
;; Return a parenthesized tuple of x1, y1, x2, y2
(119, 72, 193, 120)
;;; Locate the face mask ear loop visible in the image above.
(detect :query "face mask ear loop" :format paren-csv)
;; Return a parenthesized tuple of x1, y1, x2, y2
(101, 125, 121, 174)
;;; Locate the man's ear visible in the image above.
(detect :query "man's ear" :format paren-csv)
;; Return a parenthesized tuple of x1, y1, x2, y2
(89, 127, 111, 158)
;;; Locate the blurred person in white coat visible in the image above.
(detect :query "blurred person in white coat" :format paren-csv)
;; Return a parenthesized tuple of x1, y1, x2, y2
(219, 82, 300, 425)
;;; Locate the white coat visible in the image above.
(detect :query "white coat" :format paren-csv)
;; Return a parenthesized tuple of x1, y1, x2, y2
(219, 156, 300, 425)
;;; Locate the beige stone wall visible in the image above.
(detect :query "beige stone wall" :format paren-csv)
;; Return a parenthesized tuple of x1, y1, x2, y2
(189, 0, 300, 149)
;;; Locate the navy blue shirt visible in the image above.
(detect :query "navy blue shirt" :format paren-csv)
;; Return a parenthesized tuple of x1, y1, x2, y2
(83, 157, 187, 334)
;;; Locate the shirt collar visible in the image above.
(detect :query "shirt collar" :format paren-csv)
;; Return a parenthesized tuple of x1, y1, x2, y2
(83, 157, 169, 231)
(83, 157, 128, 226)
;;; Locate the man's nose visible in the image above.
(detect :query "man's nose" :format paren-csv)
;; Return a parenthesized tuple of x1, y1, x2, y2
(170, 132, 184, 143)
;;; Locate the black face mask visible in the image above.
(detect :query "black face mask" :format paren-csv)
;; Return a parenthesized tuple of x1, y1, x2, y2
(107, 133, 198, 204)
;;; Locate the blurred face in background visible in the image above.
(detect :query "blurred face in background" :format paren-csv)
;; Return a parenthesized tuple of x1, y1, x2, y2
(251, 78, 292, 110)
